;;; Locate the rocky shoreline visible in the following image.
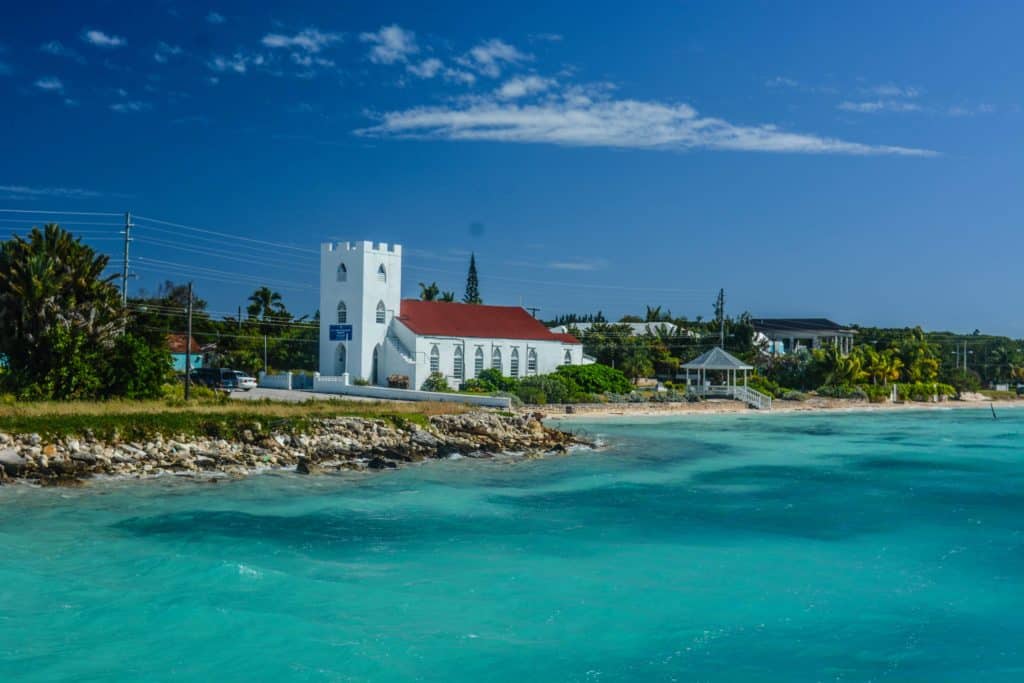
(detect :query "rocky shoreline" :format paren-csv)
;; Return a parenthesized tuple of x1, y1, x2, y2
(0, 412, 586, 487)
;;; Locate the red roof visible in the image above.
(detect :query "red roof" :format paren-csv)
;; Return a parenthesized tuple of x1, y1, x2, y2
(398, 300, 580, 343)
(166, 334, 200, 354)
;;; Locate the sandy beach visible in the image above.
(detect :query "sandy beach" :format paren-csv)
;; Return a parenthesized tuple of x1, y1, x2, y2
(542, 397, 1024, 421)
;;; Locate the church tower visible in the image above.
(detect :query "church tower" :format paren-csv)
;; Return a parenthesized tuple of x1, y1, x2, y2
(319, 241, 403, 384)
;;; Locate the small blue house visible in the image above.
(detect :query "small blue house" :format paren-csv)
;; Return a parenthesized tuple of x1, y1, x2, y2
(168, 334, 203, 373)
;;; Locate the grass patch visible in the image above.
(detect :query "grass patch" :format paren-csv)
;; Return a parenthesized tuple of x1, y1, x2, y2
(0, 397, 465, 441)
(979, 390, 1019, 401)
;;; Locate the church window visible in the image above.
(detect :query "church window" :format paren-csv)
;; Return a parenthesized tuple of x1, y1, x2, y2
(510, 348, 520, 378)
(377, 264, 387, 282)
(527, 348, 538, 375)
(337, 262, 347, 282)
(430, 345, 440, 374)
(454, 347, 464, 380)
(474, 347, 484, 377)
(336, 301, 347, 324)
(564, 349, 572, 365)
(491, 347, 502, 372)
(376, 301, 386, 324)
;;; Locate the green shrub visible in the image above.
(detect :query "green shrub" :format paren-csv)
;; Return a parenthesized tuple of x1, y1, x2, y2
(816, 384, 868, 400)
(746, 374, 783, 398)
(471, 368, 519, 392)
(781, 390, 809, 401)
(105, 334, 171, 400)
(420, 372, 452, 392)
(862, 384, 891, 403)
(897, 382, 956, 402)
(554, 364, 631, 395)
(516, 374, 580, 404)
(352, 377, 371, 387)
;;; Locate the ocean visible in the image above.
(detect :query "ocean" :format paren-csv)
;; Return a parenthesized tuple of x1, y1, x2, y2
(2, 408, 1023, 682)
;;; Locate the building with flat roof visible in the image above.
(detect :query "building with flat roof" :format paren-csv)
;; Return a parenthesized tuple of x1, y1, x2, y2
(751, 318, 856, 355)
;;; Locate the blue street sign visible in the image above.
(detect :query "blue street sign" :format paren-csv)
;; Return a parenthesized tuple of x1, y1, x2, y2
(329, 324, 353, 341)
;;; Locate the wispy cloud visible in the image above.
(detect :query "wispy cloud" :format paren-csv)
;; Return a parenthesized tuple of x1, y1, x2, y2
(0, 184, 102, 199)
(838, 100, 922, 113)
(40, 40, 85, 63)
(82, 29, 125, 48)
(407, 57, 443, 79)
(529, 33, 563, 43)
(948, 103, 996, 117)
(765, 76, 799, 88)
(547, 259, 605, 271)
(496, 75, 555, 99)
(457, 39, 530, 77)
(110, 100, 151, 113)
(865, 83, 921, 98)
(359, 25, 418, 64)
(34, 76, 64, 93)
(262, 28, 342, 53)
(206, 12, 226, 25)
(358, 86, 937, 157)
(208, 52, 263, 74)
(154, 42, 183, 64)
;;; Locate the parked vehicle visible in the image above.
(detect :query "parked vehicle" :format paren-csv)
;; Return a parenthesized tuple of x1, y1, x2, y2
(233, 372, 257, 391)
(190, 367, 240, 391)
(1016, 384, 1024, 397)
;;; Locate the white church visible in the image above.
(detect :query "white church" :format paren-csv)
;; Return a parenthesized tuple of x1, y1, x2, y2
(319, 241, 589, 390)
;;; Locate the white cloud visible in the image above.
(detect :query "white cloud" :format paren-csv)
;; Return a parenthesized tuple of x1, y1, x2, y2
(458, 39, 530, 77)
(547, 259, 604, 271)
(82, 29, 125, 48)
(206, 12, 226, 25)
(444, 68, 476, 85)
(35, 76, 64, 92)
(208, 52, 263, 74)
(496, 75, 554, 99)
(765, 76, 799, 88)
(40, 40, 85, 63)
(110, 100, 150, 113)
(290, 53, 335, 68)
(262, 28, 342, 53)
(357, 88, 936, 157)
(838, 100, 922, 113)
(154, 42, 183, 63)
(529, 33, 563, 43)
(359, 25, 418, 64)
(866, 84, 920, 98)
(948, 103, 996, 117)
(407, 57, 443, 79)
(0, 184, 101, 199)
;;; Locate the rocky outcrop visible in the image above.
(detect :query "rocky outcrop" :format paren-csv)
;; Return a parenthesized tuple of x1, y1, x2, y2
(0, 411, 585, 486)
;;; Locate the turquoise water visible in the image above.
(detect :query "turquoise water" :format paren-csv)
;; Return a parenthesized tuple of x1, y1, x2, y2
(3, 409, 1024, 682)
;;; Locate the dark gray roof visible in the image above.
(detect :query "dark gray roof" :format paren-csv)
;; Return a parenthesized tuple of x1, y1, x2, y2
(751, 318, 854, 333)
(681, 347, 753, 370)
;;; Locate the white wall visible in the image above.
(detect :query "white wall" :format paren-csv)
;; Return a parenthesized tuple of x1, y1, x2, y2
(319, 241, 403, 384)
(395, 321, 586, 390)
(312, 374, 512, 409)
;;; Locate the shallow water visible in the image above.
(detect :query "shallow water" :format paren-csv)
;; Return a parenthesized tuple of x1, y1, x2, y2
(3, 408, 1024, 682)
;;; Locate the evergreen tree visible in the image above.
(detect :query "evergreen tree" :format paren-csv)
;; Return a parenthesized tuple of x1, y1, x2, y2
(463, 253, 482, 304)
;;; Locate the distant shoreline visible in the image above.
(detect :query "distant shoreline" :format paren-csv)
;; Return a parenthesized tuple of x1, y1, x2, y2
(543, 398, 1024, 421)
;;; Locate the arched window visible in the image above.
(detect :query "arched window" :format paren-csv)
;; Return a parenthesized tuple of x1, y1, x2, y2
(563, 349, 572, 366)
(337, 262, 347, 282)
(454, 347, 464, 380)
(510, 348, 520, 378)
(474, 347, 484, 377)
(430, 345, 440, 374)
(491, 347, 502, 372)
(527, 348, 538, 376)
(336, 301, 347, 324)
(377, 264, 387, 282)
(376, 301, 386, 324)
(336, 344, 346, 375)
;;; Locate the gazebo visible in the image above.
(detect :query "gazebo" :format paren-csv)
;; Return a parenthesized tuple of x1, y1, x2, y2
(680, 347, 753, 393)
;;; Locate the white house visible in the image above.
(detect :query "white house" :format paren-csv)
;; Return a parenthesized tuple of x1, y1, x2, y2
(319, 241, 587, 389)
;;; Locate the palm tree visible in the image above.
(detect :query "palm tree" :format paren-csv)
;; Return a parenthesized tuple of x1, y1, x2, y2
(439, 291, 456, 302)
(247, 286, 287, 321)
(419, 282, 441, 301)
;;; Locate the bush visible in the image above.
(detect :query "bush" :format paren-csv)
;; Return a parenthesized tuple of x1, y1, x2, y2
(554, 364, 631, 394)
(387, 374, 410, 389)
(862, 384, 891, 403)
(105, 334, 171, 399)
(746, 374, 783, 398)
(897, 382, 956, 402)
(420, 372, 452, 392)
(471, 368, 519, 393)
(516, 374, 580, 405)
(160, 382, 221, 405)
(352, 377, 370, 386)
(781, 390, 809, 401)
(816, 384, 868, 400)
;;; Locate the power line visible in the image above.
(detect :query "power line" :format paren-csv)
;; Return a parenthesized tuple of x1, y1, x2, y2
(0, 208, 121, 217)
(133, 214, 318, 255)
(131, 222, 318, 263)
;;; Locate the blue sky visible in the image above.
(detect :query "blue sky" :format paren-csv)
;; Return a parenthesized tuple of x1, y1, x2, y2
(2, 1, 1022, 334)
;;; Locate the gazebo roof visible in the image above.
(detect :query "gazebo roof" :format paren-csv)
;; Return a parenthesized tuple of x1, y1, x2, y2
(681, 347, 752, 370)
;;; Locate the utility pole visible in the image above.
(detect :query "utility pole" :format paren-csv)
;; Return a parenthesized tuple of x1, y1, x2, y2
(525, 306, 540, 319)
(715, 288, 725, 348)
(184, 282, 193, 401)
(238, 305, 242, 331)
(120, 210, 133, 305)
(264, 334, 268, 373)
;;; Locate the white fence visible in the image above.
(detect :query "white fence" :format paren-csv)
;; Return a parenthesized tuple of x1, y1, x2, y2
(258, 371, 292, 390)
(312, 374, 512, 409)
(688, 384, 772, 410)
